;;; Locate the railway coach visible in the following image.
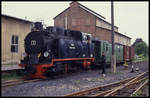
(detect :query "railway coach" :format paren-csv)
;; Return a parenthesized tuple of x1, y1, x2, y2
(92, 39, 134, 68)
(91, 39, 124, 68)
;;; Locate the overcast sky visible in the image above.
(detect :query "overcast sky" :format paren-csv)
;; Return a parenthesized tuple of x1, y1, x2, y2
(2, 1, 149, 45)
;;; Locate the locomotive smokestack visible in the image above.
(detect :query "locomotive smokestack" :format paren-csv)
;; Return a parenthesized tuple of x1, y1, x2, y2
(32, 22, 43, 31)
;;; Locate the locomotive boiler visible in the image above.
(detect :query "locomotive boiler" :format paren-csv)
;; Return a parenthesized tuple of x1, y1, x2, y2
(19, 22, 94, 79)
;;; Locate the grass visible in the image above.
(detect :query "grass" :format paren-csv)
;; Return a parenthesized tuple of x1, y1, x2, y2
(1, 71, 23, 81)
(130, 90, 142, 97)
(130, 83, 149, 97)
(133, 55, 148, 63)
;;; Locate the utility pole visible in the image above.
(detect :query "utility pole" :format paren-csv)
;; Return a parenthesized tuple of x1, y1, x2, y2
(111, 1, 116, 73)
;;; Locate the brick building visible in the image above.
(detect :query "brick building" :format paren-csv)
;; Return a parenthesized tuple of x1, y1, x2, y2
(53, 1, 131, 46)
(1, 14, 33, 65)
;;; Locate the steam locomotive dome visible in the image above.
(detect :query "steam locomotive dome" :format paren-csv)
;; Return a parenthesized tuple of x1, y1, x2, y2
(25, 31, 45, 54)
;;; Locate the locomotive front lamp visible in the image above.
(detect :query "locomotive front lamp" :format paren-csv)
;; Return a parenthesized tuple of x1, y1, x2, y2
(90, 54, 93, 57)
(44, 51, 49, 57)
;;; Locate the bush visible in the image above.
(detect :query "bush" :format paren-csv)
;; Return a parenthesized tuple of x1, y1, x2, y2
(134, 41, 148, 56)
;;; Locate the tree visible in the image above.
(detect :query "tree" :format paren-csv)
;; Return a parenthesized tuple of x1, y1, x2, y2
(134, 41, 148, 56)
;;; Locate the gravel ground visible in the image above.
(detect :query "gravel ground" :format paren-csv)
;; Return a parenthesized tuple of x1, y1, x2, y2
(2, 61, 149, 97)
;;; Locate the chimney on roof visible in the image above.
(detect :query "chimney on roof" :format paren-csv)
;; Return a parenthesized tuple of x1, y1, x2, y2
(70, 1, 79, 7)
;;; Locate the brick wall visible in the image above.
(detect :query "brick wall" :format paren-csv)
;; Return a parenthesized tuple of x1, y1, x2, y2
(54, 2, 96, 35)
(95, 27, 112, 42)
(54, 2, 112, 42)
(54, 2, 131, 46)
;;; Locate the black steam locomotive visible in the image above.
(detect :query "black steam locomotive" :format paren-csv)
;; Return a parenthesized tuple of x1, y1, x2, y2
(19, 22, 95, 79)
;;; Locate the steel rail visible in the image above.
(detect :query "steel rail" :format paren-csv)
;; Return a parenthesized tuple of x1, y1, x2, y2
(63, 76, 134, 97)
(104, 72, 148, 96)
(2, 79, 25, 84)
(93, 72, 148, 97)
(95, 76, 148, 97)
(2, 79, 42, 88)
(130, 79, 149, 96)
(63, 71, 148, 97)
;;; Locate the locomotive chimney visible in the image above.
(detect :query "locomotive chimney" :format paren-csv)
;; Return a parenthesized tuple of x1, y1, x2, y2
(32, 22, 43, 31)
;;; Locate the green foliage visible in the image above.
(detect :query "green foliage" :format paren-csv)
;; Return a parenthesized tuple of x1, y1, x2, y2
(130, 90, 142, 97)
(134, 41, 148, 56)
(2, 72, 22, 81)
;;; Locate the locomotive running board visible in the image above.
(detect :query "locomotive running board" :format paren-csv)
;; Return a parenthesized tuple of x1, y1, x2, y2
(42, 58, 95, 68)
(18, 58, 94, 67)
(52, 58, 94, 62)
(19, 58, 95, 79)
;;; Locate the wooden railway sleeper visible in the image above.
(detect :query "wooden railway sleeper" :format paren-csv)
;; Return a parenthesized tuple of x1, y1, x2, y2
(104, 72, 148, 96)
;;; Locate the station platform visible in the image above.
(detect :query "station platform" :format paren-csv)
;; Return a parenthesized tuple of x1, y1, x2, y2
(1, 64, 24, 71)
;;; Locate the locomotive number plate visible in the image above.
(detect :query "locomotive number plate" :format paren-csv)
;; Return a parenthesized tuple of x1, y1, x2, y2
(31, 40, 36, 46)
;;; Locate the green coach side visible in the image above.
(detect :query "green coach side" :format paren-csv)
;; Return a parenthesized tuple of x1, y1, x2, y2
(92, 39, 124, 68)
(100, 41, 124, 64)
(115, 44, 124, 63)
(100, 40, 111, 64)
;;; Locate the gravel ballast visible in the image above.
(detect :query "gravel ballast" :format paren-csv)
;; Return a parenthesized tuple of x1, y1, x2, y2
(2, 61, 148, 96)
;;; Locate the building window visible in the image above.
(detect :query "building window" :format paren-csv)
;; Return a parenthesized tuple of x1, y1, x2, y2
(11, 35, 19, 53)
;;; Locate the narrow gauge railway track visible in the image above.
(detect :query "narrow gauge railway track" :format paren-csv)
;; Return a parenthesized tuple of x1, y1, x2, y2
(2, 61, 147, 89)
(2, 78, 42, 88)
(130, 79, 149, 96)
(63, 71, 148, 97)
(104, 74, 148, 96)
(2, 69, 85, 88)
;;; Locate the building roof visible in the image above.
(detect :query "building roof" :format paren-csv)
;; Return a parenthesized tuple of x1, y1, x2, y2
(78, 2, 106, 19)
(96, 17, 118, 29)
(53, 7, 70, 19)
(2, 14, 33, 23)
(53, 1, 118, 28)
(78, 2, 118, 28)
(96, 26, 131, 39)
(115, 31, 131, 39)
(53, 2, 106, 19)
(53, 2, 131, 39)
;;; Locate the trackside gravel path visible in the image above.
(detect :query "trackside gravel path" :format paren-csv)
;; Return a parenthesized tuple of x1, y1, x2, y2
(2, 61, 148, 96)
